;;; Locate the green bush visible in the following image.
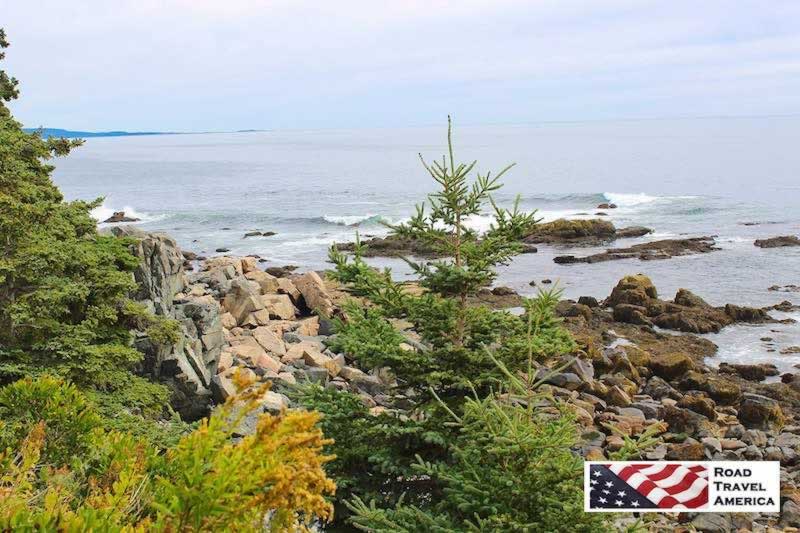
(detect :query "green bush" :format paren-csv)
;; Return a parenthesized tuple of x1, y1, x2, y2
(291, 384, 449, 528)
(347, 381, 609, 532)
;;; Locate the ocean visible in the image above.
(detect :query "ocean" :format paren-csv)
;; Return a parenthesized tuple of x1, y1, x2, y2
(51, 117, 800, 372)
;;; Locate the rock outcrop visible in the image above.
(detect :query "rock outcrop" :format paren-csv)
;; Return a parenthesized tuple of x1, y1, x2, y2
(522, 218, 652, 245)
(103, 210, 140, 223)
(600, 275, 771, 334)
(554, 236, 718, 264)
(109, 226, 224, 419)
(755, 235, 800, 248)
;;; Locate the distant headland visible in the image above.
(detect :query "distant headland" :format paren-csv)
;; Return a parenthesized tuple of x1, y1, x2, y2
(23, 128, 267, 138)
(22, 127, 172, 138)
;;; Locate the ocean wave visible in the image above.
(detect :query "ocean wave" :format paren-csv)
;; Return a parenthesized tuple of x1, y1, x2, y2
(602, 192, 699, 207)
(322, 214, 391, 226)
(91, 202, 167, 224)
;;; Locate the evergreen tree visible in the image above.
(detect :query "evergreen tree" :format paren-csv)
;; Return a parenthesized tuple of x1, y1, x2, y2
(0, 29, 174, 433)
(328, 117, 573, 397)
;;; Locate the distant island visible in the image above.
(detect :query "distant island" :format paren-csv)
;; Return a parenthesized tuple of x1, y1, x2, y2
(23, 127, 172, 138)
(23, 128, 267, 138)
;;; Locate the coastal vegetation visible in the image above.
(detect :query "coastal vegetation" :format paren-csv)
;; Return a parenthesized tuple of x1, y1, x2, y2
(4, 25, 800, 533)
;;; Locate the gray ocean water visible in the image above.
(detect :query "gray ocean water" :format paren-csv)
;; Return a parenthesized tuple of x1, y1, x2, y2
(51, 117, 800, 372)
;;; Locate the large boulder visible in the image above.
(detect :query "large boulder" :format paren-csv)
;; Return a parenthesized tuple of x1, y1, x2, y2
(650, 353, 695, 381)
(293, 271, 335, 317)
(679, 371, 742, 405)
(223, 278, 265, 324)
(738, 393, 784, 430)
(605, 274, 658, 308)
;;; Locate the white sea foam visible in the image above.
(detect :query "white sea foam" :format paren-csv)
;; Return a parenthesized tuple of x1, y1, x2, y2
(322, 214, 387, 226)
(603, 192, 698, 207)
(91, 202, 166, 224)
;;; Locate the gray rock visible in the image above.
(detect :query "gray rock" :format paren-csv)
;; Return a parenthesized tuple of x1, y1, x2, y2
(701, 437, 722, 454)
(630, 400, 662, 420)
(781, 500, 800, 528)
(541, 371, 583, 390)
(642, 376, 680, 400)
(775, 432, 800, 449)
(690, 512, 732, 532)
(350, 373, 384, 395)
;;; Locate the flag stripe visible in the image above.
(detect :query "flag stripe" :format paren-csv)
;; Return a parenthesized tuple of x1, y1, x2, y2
(598, 463, 709, 510)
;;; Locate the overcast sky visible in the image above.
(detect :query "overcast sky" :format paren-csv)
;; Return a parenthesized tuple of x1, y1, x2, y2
(4, 0, 800, 131)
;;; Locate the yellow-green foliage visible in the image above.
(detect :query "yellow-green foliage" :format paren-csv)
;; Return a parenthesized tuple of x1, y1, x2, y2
(0, 375, 336, 531)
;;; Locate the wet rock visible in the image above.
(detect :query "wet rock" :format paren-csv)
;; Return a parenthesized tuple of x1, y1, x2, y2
(597, 203, 617, 209)
(613, 304, 652, 325)
(615, 226, 653, 238)
(650, 353, 695, 381)
(215, 247, 230, 253)
(335, 234, 442, 258)
(738, 393, 784, 430)
(718, 362, 778, 381)
(770, 284, 800, 293)
(678, 392, 717, 421)
(265, 265, 297, 278)
(606, 274, 658, 307)
(679, 372, 741, 404)
(522, 218, 616, 245)
(554, 237, 718, 264)
(724, 303, 768, 323)
(754, 235, 800, 248)
(578, 296, 599, 308)
(102, 210, 140, 223)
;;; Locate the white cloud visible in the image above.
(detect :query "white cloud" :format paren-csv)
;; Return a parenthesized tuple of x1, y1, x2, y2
(4, 0, 800, 129)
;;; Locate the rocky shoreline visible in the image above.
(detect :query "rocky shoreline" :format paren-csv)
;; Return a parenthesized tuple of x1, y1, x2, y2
(111, 223, 800, 531)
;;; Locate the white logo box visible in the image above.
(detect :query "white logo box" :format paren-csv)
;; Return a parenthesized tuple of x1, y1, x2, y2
(584, 461, 780, 513)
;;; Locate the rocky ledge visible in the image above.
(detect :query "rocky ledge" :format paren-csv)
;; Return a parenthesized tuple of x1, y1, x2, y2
(755, 235, 800, 248)
(334, 219, 651, 258)
(554, 236, 718, 264)
(522, 218, 652, 245)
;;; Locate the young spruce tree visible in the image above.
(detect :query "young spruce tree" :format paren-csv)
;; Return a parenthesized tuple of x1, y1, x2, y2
(329, 116, 574, 396)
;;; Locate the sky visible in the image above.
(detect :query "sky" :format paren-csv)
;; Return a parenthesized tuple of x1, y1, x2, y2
(3, 0, 800, 131)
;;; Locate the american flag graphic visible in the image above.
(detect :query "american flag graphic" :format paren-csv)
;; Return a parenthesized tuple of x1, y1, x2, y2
(588, 463, 709, 511)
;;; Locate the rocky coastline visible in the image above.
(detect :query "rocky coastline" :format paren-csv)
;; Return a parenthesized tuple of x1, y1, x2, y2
(111, 221, 800, 531)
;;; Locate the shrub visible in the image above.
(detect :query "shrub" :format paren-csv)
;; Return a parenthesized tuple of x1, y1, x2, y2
(347, 390, 609, 533)
(291, 384, 449, 528)
(0, 375, 336, 531)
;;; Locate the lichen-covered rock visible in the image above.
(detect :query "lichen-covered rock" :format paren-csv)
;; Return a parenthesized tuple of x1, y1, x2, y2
(650, 353, 695, 381)
(739, 393, 784, 430)
(605, 274, 658, 308)
(679, 371, 742, 405)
